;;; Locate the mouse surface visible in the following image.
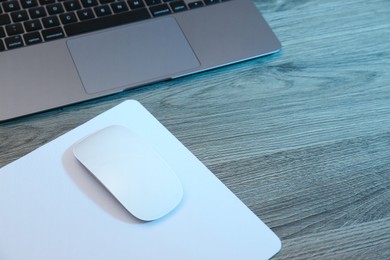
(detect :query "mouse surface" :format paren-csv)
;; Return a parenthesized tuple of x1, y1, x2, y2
(73, 125, 183, 221)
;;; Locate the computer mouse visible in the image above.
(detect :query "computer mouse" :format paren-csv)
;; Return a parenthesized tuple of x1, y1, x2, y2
(73, 125, 183, 221)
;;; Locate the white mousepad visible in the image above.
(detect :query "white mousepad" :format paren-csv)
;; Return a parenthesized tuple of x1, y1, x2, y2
(0, 100, 281, 260)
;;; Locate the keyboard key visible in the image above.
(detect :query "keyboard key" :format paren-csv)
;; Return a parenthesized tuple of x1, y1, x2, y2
(0, 39, 5, 51)
(59, 12, 77, 24)
(29, 7, 47, 18)
(65, 8, 151, 36)
(77, 8, 95, 20)
(169, 0, 187, 12)
(100, 0, 115, 4)
(144, 0, 161, 6)
(0, 27, 5, 37)
(11, 10, 29, 23)
(42, 27, 65, 41)
(23, 31, 43, 45)
(39, 0, 55, 5)
(128, 0, 145, 9)
(4, 35, 24, 49)
(24, 19, 43, 31)
(150, 4, 171, 17)
(5, 23, 24, 36)
(42, 16, 60, 28)
(20, 0, 39, 9)
(47, 3, 65, 15)
(63, 0, 82, 11)
(188, 1, 203, 8)
(111, 1, 129, 13)
(204, 0, 219, 4)
(0, 14, 11, 25)
(3, 1, 21, 12)
(81, 0, 98, 8)
(94, 5, 112, 17)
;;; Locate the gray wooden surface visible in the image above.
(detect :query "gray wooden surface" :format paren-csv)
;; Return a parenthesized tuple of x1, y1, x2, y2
(1, 0, 390, 259)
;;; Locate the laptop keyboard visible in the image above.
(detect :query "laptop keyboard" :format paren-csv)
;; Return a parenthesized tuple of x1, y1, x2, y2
(0, 0, 223, 52)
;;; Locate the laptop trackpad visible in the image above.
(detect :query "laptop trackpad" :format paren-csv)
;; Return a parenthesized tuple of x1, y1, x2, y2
(67, 17, 200, 94)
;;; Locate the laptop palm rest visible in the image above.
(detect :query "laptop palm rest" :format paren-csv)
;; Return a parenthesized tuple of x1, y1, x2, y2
(67, 17, 200, 94)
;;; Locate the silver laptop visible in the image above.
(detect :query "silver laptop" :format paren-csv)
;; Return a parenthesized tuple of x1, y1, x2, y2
(0, 0, 280, 121)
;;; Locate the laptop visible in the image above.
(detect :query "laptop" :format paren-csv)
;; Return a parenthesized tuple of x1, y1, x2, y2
(0, 0, 280, 121)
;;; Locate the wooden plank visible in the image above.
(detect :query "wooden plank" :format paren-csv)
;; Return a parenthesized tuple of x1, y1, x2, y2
(209, 132, 390, 239)
(275, 218, 390, 259)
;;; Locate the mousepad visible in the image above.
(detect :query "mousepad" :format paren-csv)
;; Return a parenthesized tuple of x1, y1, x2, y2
(0, 100, 281, 260)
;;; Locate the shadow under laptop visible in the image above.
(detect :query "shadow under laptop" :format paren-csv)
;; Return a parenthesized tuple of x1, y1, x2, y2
(62, 145, 144, 225)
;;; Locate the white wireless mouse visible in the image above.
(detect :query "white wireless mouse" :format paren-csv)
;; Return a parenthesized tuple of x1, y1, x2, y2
(73, 125, 183, 221)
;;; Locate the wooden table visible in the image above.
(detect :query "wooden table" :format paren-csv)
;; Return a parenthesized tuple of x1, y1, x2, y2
(1, 0, 389, 258)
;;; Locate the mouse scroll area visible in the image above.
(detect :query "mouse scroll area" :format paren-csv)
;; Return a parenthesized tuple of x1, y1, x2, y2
(73, 125, 183, 221)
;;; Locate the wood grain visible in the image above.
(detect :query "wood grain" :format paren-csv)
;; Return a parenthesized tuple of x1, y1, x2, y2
(275, 218, 390, 259)
(1, 0, 390, 258)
